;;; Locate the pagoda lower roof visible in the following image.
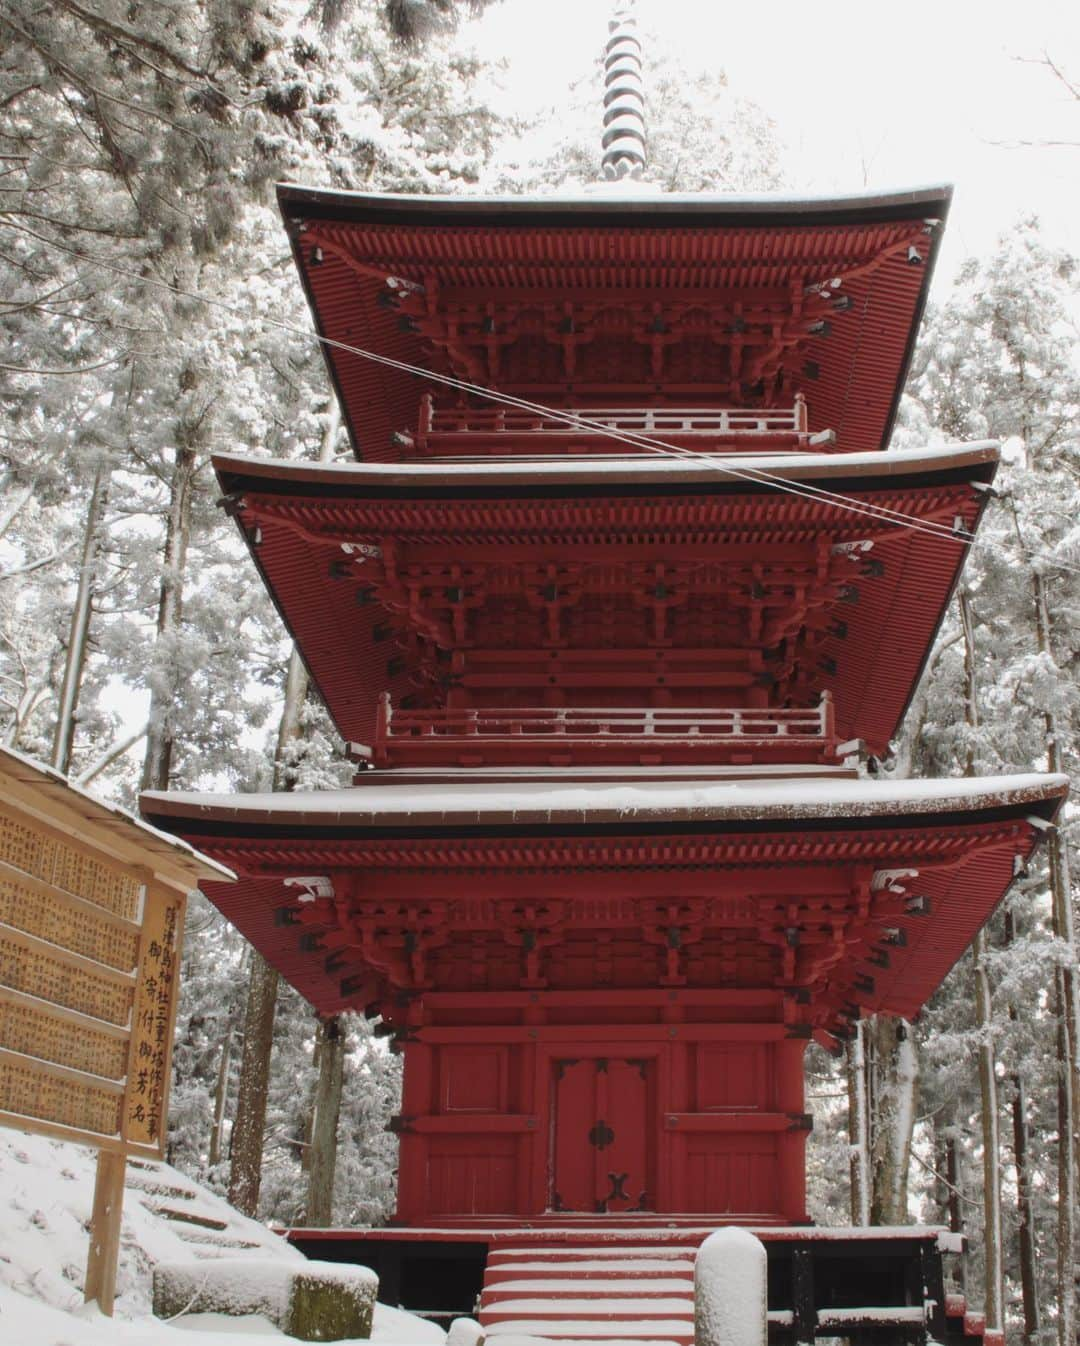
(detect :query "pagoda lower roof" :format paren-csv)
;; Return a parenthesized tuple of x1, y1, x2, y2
(143, 771, 1064, 834)
(217, 442, 998, 757)
(141, 772, 1066, 1031)
(278, 182, 950, 460)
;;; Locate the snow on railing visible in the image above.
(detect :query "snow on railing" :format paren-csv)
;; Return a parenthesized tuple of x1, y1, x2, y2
(425, 398, 802, 436)
(372, 692, 837, 766)
(416, 394, 809, 441)
(403, 395, 838, 457)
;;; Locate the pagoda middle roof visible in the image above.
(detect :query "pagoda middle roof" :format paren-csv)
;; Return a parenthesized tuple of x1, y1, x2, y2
(216, 439, 994, 495)
(216, 441, 997, 757)
(277, 182, 951, 461)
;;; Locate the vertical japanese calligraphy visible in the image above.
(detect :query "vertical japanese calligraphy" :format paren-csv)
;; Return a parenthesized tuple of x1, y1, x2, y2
(123, 887, 184, 1151)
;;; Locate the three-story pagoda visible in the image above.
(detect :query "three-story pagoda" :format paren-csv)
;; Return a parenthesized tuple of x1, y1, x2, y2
(142, 31, 1065, 1337)
(144, 178, 1065, 1221)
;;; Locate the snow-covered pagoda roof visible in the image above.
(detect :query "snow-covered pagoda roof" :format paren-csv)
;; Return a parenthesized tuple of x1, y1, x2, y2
(277, 180, 952, 226)
(141, 771, 1066, 1030)
(276, 182, 952, 462)
(143, 770, 1063, 831)
(215, 439, 995, 492)
(214, 441, 998, 758)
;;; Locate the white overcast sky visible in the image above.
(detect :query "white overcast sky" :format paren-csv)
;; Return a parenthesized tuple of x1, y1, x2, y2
(466, 0, 1080, 283)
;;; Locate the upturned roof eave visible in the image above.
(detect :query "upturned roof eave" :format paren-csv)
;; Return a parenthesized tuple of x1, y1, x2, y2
(276, 181, 951, 461)
(214, 440, 1001, 500)
(276, 181, 953, 230)
(140, 772, 1068, 840)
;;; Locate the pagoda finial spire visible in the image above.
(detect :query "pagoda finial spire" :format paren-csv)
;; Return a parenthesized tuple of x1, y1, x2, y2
(601, 1, 646, 181)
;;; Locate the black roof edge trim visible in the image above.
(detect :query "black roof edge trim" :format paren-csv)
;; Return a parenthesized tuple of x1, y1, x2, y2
(143, 792, 1061, 847)
(276, 183, 954, 232)
(215, 457, 998, 505)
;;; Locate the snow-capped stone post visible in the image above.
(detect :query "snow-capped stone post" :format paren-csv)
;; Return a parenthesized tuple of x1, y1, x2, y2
(601, 2, 646, 180)
(695, 1228, 768, 1346)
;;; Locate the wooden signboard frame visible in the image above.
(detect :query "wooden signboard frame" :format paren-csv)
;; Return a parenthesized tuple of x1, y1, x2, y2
(0, 747, 232, 1315)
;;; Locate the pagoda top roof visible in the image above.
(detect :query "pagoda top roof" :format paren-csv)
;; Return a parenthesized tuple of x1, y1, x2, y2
(278, 182, 951, 461)
(278, 181, 952, 229)
(143, 770, 1064, 835)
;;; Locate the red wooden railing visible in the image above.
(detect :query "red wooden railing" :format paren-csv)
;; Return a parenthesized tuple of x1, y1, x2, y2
(372, 692, 838, 767)
(407, 394, 835, 457)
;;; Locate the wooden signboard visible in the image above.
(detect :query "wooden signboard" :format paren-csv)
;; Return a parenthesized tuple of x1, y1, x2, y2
(0, 747, 231, 1315)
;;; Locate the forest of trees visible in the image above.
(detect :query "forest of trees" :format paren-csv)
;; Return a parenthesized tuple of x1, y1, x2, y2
(1, 2, 1077, 1342)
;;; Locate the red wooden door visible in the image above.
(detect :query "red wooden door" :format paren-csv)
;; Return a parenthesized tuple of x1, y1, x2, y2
(551, 1057, 653, 1212)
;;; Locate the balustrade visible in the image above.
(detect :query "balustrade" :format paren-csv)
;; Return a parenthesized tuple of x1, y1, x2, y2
(372, 693, 839, 768)
(406, 394, 836, 457)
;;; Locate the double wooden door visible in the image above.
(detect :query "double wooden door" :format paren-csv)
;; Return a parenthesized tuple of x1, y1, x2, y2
(550, 1056, 654, 1212)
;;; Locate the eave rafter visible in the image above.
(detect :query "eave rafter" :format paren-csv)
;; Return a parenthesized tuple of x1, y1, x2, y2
(189, 811, 1035, 1046)
(299, 220, 934, 404)
(274, 855, 966, 1043)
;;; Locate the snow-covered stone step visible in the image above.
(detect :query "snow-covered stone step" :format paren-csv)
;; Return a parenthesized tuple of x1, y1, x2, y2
(484, 1338, 685, 1346)
(140, 1201, 229, 1231)
(818, 1307, 927, 1328)
(485, 1259, 696, 1278)
(483, 1279, 694, 1298)
(125, 1175, 199, 1201)
(171, 1225, 263, 1250)
(485, 1320, 693, 1339)
(489, 1246, 694, 1260)
(484, 1298, 694, 1318)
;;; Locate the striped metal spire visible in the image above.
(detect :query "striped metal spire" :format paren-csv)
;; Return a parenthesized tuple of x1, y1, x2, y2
(601, 2, 646, 180)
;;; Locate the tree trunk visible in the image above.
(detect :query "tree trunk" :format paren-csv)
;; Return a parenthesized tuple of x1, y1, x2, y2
(944, 1128, 966, 1292)
(227, 951, 279, 1217)
(1032, 571, 1079, 1345)
(973, 928, 1005, 1336)
(224, 405, 340, 1218)
(52, 461, 110, 774)
(1004, 908, 1040, 1343)
(868, 1016, 917, 1224)
(273, 648, 310, 789)
(208, 1023, 233, 1171)
(305, 1015, 347, 1226)
(1054, 979, 1076, 1346)
(140, 436, 197, 792)
(959, 589, 1005, 1333)
(847, 1019, 870, 1225)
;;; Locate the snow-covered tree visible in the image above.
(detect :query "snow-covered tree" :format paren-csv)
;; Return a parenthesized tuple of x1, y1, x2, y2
(907, 218, 1080, 1344)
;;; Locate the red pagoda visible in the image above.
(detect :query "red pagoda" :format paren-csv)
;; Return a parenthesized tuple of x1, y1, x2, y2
(142, 23, 1066, 1341)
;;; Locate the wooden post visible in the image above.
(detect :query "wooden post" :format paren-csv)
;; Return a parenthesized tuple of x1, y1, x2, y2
(84, 1148, 126, 1316)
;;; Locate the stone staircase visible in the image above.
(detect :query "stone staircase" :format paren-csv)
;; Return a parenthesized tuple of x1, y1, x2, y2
(474, 1231, 1000, 1346)
(479, 1238, 697, 1346)
(124, 1157, 283, 1260)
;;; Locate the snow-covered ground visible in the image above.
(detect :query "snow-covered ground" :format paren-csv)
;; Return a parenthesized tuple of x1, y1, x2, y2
(0, 1130, 445, 1346)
